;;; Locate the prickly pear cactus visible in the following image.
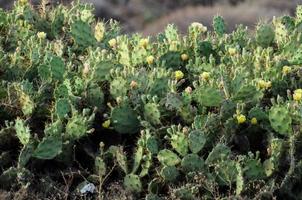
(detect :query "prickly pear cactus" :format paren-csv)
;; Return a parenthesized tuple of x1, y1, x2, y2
(33, 136, 62, 160)
(111, 102, 140, 134)
(188, 130, 206, 154)
(160, 166, 179, 182)
(269, 105, 291, 135)
(123, 174, 142, 193)
(255, 23, 275, 47)
(157, 149, 181, 166)
(143, 103, 161, 125)
(181, 154, 204, 173)
(213, 16, 226, 36)
(70, 20, 96, 49)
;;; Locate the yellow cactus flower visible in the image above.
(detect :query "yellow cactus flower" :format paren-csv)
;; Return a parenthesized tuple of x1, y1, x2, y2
(181, 53, 189, 61)
(237, 114, 246, 124)
(102, 120, 111, 128)
(191, 22, 208, 33)
(108, 38, 117, 48)
(293, 89, 302, 101)
(19, 0, 28, 5)
(37, 32, 46, 40)
(282, 66, 291, 75)
(175, 70, 184, 81)
(228, 47, 237, 56)
(146, 55, 155, 65)
(251, 117, 258, 125)
(258, 80, 272, 90)
(139, 38, 149, 48)
(201, 72, 210, 81)
(95, 22, 105, 42)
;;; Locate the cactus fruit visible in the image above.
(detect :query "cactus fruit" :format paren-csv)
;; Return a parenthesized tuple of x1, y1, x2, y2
(269, 105, 291, 136)
(123, 174, 142, 193)
(213, 16, 226, 36)
(188, 130, 206, 154)
(255, 24, 275, 47)
(33, 136, 62, 160)
(70, 20, 96, 49)
(157, 149, 181, 166)
(143, 103, 161, 125)
(181, 154, 204, 173)
(111, 103, 140, 134)
(160, 166, 179, 182)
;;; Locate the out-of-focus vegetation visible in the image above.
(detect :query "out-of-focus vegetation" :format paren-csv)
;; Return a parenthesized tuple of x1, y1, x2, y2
(0, 0, 299, 34)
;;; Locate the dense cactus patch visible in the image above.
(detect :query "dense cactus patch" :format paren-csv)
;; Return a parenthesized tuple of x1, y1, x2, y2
(1, 0, 302, 199)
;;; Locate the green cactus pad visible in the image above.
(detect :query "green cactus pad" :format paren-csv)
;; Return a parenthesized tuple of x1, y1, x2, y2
(171, 132, 189, 157)
(70, 20, 96, 49)
(123, 174, 142, 193)
(193, 87, 223, 107)
(188, 130, 206, 154)
(269, 105, 291, 135)
(157, 149, 181, 166)
(144, 103, 161, 125)
(213, 16, 226, 36)
(255, 24, 275, 47)
(159, 51, 182, 70)
(146, 136, 159, 155)
(50, 56, 65, 81)
(15, 118, 31, 146)
(55, 98, 71, 119)
(33, 136, 62, 160)
(111, 103, 140, 134)
(205, 144, 231, 165)
(181, 154, 204, 173)
(160, 166, 179, 182)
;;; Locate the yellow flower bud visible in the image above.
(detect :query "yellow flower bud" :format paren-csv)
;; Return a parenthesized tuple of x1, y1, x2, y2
(95, 22, 105, 42)
(251, 117, 257, 125)
(228, 47, 237, 56)
(282, 66, 291, 75)
(37, 32, 46, 40)
(201, 72, 210, 81)
(139, 38, 149, 48)
(108, 38, 117, 48)
(146, 55, 155, 65)
(237, 114, 246, 124)
(191, 22, 207, 33)
(102, 120, 111, 129)
(181, 53, 189, 61)
(258, 80, 272, 90)
(175, 70, 184, 81)
(293, 89, 302, 101)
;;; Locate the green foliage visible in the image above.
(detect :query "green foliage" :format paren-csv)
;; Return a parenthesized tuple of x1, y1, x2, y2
(111, 102, 140, 134)
(269, 105, 292, 135)
(255, 23, 275, 47)
(1, 2, 302, 199)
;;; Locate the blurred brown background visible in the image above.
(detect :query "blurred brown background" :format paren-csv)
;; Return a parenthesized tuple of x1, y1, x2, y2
(0, 0, 300, 34)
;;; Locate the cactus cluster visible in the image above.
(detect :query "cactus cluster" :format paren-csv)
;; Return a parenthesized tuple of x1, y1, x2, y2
(1, 1, 302, 199)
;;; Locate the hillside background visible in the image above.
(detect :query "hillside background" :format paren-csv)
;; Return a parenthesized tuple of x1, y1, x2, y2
(0, 0, 300, 34)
